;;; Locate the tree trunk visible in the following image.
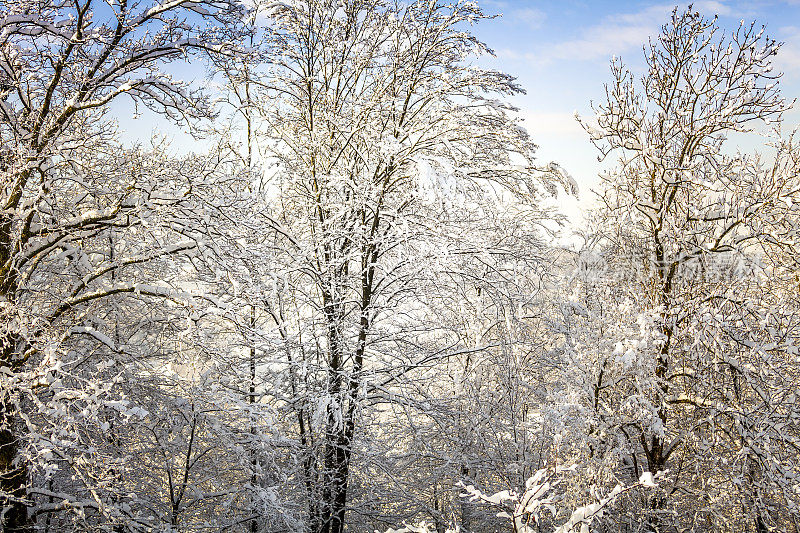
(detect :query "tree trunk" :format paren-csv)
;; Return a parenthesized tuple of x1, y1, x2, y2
(0, 217, 30, 531)
(0, 398, 29, 532)
(460, 465, 471, 532)
(318, 389, 355, 533)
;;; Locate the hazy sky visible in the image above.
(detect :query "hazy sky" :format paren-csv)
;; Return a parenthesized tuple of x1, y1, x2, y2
(471, 1, 800, 217)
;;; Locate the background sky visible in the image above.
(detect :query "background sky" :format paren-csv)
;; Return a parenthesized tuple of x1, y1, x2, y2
(117, 1, 800, 228)
(470, 0, 800, 219)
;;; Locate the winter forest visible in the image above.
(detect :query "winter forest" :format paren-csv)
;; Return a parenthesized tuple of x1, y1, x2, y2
(1, 0, 800, 531)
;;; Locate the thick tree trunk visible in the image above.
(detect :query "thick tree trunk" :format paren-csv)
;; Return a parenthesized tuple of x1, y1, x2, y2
(318, 388, 356, 533)
(320, 431, 351, 533)
(638, 243, 675, 531)
(639, 315, 674, 531)
(0, 398, 29, 532)
(0, 217, 30, 531)
(314, 240, 373, 533)
(317, 324, 364, 533)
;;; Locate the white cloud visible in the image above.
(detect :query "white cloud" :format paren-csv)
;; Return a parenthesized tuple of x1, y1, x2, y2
(538, 2, 735, 64)
(492, 47, 524, 61)
(692, 1, 733, 16)
(523, 111, 585, 137)
(477, 0, 510, 12)
(512, 7, 546, 30)
(544, 4, 671, 63)
(775, 26, 800, 80)
(481, 3, 545, 30)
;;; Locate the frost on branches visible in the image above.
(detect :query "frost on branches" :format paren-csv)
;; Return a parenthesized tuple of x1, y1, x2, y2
(561, 8, 800, 532)
(0, 0, 248, 529)
(214, 1, 573, 532)
(1, 1, 799, 532)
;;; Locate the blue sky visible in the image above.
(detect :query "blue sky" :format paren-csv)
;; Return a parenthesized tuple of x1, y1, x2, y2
(470, 1, 800, 215)
(117, 1, 800, 221)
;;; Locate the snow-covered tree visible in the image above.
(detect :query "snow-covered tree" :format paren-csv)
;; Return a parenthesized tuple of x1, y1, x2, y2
(219, 1, 574, 531)
(566, 7, 800, 531)
(0, 0, 247, 528)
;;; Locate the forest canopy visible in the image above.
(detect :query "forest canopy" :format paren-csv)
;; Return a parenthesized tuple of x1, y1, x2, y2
(0, 1, 798, 532)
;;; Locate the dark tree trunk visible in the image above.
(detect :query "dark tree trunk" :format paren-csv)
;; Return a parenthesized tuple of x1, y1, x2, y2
(0, 398, 29, 532)
(0, 215, 31, 532)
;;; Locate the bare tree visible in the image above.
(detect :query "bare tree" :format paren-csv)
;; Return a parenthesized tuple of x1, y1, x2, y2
(0, 0, 246, 528)
(225, 1, 574, 531)
(570, 7, 800, 530)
